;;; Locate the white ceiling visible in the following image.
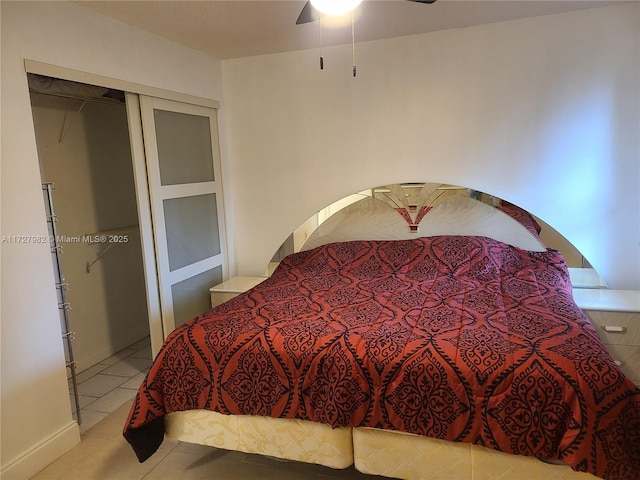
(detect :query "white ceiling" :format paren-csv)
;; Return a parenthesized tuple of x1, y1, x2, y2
(76, 0, 626, 60)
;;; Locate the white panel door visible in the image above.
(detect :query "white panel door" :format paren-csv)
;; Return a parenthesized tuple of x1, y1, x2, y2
(133, 95, 227, 343)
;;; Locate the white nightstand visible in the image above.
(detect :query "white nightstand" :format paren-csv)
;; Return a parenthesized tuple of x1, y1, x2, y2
(574, 289, 640, 385)
(209, 276, 267, 307)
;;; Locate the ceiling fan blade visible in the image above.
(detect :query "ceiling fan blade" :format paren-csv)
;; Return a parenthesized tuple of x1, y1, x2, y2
(296, 1, 316, 25)
(406, 0, 438, 3)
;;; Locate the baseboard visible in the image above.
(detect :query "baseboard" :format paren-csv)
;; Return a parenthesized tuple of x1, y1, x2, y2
(0, 421, 80, 480)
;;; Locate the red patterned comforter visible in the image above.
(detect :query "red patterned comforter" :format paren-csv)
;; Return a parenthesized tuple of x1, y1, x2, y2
(124, 236, 640, 480)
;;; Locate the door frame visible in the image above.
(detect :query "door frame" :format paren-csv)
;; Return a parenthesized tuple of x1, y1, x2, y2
(25, 61, 229, 358)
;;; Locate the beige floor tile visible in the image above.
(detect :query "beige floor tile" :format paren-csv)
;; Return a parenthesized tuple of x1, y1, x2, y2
(77, 374, 128, 397)
(77, 409, 110, 434)
(30, 436, 112, 480)
(73, 363, 109, 384)
(83, 387, 136, 414)
(100, 357, 152, 378)
(72, 439, 170, 480)
(223, 459, 320, 480)
(120, 372, 147, 390)
(99, 349, 138, 365)
(129, 337, 151, 351)
(31, 435, 169, 480)
(129, 345, 152, 360)
(144, 450, 240, 480)
(83, 401, 133, 441)
(69, 393, 98, 413)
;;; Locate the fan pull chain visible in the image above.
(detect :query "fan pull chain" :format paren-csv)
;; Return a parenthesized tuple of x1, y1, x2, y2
(352, 12, 356, 77)
(319, 11, 324, 70)
(316, 10, 357, 77)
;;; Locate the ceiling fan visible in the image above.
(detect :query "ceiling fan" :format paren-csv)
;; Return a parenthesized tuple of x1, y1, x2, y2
(296, 0, 437, 76)
(296, 0, 437, 25)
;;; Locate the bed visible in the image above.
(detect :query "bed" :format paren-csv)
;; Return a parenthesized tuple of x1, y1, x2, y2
(123, 184, 640, 480)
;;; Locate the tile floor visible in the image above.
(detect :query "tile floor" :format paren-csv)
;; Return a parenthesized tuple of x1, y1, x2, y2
(33, 337, 391, 480)
(70, 336, 153, 434)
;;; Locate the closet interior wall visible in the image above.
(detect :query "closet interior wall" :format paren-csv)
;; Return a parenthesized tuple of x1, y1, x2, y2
(30, 87, 150, 376)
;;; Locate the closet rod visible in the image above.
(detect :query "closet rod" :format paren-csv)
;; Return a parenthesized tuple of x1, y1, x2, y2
(29, 89, 125, 106)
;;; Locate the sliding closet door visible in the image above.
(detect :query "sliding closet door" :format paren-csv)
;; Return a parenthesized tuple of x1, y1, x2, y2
(129, 95, 227, 346)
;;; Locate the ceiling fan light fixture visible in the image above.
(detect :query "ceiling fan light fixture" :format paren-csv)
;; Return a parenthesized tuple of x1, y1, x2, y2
(310, 0, 363, 16)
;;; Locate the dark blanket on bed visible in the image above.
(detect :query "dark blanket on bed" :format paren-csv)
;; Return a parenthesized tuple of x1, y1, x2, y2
(124, 236, 640, 480)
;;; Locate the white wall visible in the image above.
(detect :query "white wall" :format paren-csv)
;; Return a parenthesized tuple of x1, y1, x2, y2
(222, 4, 640, 290)
(0, 2, 226, 478)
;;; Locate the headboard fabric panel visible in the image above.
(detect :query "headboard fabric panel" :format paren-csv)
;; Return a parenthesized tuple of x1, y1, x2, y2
(302, 195, 547, 252)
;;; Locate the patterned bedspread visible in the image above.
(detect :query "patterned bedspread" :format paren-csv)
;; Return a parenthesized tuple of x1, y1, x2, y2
(124, 236, 640, 480)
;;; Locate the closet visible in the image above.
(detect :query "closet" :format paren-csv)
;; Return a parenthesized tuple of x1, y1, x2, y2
(28, 70, 229, 422)
(29, 75, 150, 417)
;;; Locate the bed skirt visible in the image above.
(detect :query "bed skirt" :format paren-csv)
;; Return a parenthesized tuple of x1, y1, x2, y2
(353, 427, 597, 480)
